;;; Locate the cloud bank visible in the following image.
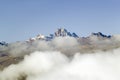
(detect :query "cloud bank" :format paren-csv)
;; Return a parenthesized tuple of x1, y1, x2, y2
(1, 49, 120, 80)
(0, 36, 120, 80)
(1, 35, 120, 57)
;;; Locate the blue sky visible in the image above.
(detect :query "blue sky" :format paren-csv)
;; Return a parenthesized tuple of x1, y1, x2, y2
(0, 0, 120, 42)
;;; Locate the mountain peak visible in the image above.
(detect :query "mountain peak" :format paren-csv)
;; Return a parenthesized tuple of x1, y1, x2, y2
(54, 28, 78, 38)
(55, 28, 68, 37)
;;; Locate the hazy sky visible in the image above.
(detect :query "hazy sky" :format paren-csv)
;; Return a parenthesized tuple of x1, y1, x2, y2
(0, 0, 120, 42)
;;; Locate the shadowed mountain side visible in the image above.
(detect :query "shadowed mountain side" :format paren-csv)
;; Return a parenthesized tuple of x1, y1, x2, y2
(0, 55, 23, 70)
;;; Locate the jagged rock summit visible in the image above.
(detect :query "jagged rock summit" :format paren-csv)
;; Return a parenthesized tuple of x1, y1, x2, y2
(91, 32, 111, 38)
(54, 28, 79, 38)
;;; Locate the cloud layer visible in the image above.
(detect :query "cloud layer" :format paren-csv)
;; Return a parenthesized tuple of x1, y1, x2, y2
(1, 36, 120, 57)
(1, 49, 120, 80)
(1, 36, 120, 80)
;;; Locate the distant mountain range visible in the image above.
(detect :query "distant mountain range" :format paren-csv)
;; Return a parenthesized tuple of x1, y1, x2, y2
(26, 28, 112, 42)
(26, 28, 79, 42)
(1, 28, 120, 59)
(0, 28, 112, 46)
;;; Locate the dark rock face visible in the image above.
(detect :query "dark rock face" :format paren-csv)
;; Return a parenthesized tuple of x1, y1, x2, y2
(72, 33, 79, 38)
(91, 32, 111, 38)
(0, 41, 8, 46)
